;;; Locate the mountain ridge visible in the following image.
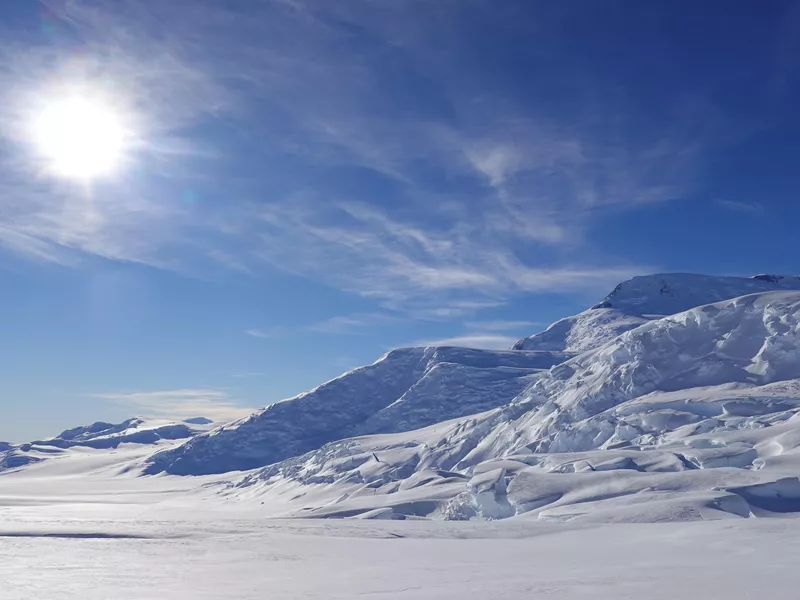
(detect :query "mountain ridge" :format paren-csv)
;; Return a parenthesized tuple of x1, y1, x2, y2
(513, 273, 800, 353)
(144, 346, 567, 475)
(146, 272, 800, 477)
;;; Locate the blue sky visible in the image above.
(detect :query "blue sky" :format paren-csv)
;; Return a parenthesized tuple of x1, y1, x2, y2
(1, 0, 799, 441)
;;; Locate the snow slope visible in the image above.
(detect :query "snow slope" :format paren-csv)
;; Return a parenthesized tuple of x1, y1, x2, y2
(146, 347, 567, 475)
(514, 273, 800, 352)
(512, 306, 649, 353)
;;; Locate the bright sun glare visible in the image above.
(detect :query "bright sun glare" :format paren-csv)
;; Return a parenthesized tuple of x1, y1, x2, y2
(32, 95, 128, 179)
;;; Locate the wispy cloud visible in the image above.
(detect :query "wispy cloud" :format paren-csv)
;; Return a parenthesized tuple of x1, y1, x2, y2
(229, 371, 264, 379)
(307, 312, 539, 335)
(249, 312, 402, 338)
(0, 2, 729, 313)
(207, 249, 255, 275)
(308, 312, 401, 334)
(90, 388, 254, 422)
(414, 334, 521, 351)
(256, 199, 648, 309)
(245, 328, 284, 340)
(252, 314, 541, 339)
(412, 319, 540, 351)
(409, 300, 508, 320)
(714, 199, 764, 214)
(464, 320, 542, 332)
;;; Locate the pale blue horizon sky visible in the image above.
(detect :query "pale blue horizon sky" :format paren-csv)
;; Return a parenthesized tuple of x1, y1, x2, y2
(1, 0, 800, 441)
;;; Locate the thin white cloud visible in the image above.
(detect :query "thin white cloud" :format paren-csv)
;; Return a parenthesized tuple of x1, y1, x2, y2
(308, 312, 401, 334)
(467, 145, 522, 188)
(246, 328, 283, 339)
(464, 320, 542, 331)
(207, 249, 255, 275)
(309, 310, 537, 335)
(229, 371, 265, 379)
(413, 319, 543, 351)
(90, 388, 254, 422)
(256, 199, 648, 307)
(714, 199, 764, 213)
(414, 334, 520, 350)
(257, 313, 539, 339)
(408, 300, 509, 320)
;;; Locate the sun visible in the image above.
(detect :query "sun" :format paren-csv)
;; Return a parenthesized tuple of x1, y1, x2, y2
(32, 95, 129, 179)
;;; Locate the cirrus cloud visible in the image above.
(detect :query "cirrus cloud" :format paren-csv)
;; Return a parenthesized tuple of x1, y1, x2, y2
(0, 1, 732, 317)
(90, 388, 255, 423)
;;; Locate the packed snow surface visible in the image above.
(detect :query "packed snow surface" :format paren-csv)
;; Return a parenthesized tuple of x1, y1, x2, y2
(1, 513, 800, 599)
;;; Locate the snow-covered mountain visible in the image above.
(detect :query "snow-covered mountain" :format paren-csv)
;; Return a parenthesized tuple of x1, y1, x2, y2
(513, 273, 800, 353)
(145, 347, 567, 475)
(35, 417, 201, 449)
(148, 273, 800, 478)
(0, 417, 214, 472)
(6, 272, 800, 524)
(219, 290, 800, 521)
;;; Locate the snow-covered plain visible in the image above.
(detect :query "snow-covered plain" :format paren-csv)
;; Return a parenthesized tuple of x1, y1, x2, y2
(2, 439, 800, 598)
(5, 274, 800, 597)
(3, 513, 800, 599)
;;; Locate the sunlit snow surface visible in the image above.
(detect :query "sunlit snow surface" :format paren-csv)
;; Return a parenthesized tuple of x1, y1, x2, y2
(2, 514, 800, 599)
